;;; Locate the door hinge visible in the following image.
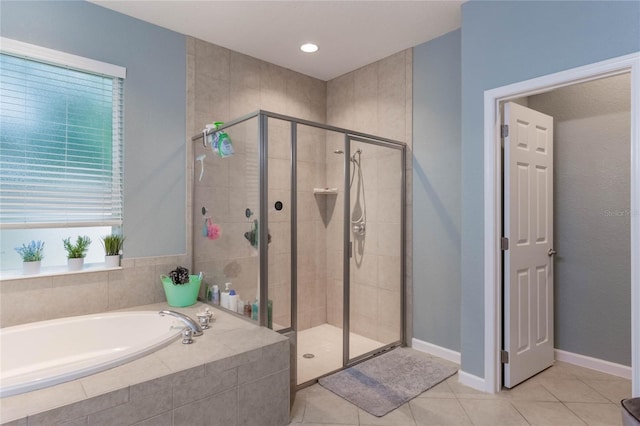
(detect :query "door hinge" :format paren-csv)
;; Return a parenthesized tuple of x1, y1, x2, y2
(501, 124, 509, 138)
(501, 350, 510, 364)
(501, 237, 509, 250)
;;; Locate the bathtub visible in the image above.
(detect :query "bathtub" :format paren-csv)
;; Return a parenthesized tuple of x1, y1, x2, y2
(0, 311, 184, 398)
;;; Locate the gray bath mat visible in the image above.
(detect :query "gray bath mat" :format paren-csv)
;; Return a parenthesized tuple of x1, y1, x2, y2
(318, 347, 457, 417)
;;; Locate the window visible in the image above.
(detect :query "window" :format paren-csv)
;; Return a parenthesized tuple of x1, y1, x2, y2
(0, 38, 125, 272)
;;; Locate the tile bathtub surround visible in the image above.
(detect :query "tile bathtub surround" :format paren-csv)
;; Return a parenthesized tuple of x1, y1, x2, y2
(1, 302, 290, 426)
(0, 255, 190, 328)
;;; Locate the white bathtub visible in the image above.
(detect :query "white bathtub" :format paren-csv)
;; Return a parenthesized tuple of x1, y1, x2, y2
(0, 311, 184, 398)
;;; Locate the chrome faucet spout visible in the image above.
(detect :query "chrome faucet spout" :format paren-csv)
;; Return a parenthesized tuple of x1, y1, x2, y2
(159, 310, 203, 336)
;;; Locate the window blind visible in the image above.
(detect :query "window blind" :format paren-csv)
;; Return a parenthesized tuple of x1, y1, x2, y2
(0, 53, 124, 228)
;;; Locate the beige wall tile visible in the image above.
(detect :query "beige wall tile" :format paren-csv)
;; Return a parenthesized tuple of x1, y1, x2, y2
(173, 367, 237, 408)
(238, 369, 290, 426)
(131, 412, 171, 426)
(237, 340, 289, 385)
(88, 388, 171, 426)
(172, 388, 236, 426)
(27, 388, 129, 426)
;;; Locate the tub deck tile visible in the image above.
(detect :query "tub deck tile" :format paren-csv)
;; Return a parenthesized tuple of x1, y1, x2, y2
(79, 354, 171, 398)
(1, 302, 289, 426)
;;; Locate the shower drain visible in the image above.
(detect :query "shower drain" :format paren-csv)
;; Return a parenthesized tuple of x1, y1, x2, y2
(302, 353, 315, 359)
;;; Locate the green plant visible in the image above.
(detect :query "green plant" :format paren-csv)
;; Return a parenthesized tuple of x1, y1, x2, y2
(101, 234, 125, 256)
(63, 236, 92, 259)
(15, 240, 45, 262)
(168, 266, 190, 285)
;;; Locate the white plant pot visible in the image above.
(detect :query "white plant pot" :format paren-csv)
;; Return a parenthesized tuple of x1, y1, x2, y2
(23, 260, 41, 275)
(105, 255, 120, 268)
(67, 257, 84, 271)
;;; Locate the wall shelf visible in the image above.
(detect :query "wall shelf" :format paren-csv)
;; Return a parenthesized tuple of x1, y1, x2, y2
(313, 187, 338, 195)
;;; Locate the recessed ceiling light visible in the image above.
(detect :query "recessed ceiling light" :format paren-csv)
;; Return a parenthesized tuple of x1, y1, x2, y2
(300, 43, 319, 53)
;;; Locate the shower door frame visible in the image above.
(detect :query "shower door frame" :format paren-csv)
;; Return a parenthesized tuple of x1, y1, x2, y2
(342, 134, 407, 369)
(191, 110, 407, 386)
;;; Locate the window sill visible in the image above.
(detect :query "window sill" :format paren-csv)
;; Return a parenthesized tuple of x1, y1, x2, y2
(0, 263, 122, 281)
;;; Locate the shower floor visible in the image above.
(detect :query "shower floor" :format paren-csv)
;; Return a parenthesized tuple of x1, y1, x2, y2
(297, 323, 383, 385)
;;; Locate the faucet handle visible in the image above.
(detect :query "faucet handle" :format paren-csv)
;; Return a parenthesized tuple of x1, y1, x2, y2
(182, 329, 194, 344)
(196, 308, 214, 329)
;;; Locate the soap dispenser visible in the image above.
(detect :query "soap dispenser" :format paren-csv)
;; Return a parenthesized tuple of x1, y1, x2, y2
(221, 282, 231, 310)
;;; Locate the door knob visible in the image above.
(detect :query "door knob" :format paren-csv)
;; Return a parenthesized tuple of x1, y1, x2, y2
(548, 248, 557, 256)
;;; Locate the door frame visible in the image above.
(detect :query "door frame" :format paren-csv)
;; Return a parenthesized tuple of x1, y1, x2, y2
(483, 52, 640, 395)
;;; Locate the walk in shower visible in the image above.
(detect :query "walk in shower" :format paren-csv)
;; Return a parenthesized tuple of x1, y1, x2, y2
(191, 110, 405, 387)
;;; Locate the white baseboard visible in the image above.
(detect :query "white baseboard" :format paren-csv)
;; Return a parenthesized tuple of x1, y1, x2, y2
(412, 338, 461, 364)
(458, 370, 487, 392)
(554, 349, 632, 380)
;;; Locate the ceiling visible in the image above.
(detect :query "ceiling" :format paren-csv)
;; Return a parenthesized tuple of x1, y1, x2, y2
(88, 0, 464, 81)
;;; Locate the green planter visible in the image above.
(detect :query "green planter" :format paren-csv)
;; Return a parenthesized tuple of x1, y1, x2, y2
(161, 274, 202, 307)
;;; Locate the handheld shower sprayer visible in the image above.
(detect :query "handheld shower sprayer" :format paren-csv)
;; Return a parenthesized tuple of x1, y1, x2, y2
(196, 154, 206, 181)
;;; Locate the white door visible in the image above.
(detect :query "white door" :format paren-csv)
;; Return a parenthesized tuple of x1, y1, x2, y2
(503, 102, 555, 388)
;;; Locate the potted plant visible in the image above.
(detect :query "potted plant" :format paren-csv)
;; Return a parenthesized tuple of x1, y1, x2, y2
(15, 240, 45, 275)
(160, 266, 202, 307)
(101, 233, 125, 268)
(63, 236, 91, 271)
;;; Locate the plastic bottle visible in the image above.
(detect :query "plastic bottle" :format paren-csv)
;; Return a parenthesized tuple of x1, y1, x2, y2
(211, 284, 220, 305)
(251, 299, 259, 321)
(228, 289, 238, 314)
(221, 282, 231, 310)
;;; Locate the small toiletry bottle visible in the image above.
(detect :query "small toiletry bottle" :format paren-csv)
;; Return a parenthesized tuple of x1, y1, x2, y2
(237, 298, 244, 314)
(228, 288, 238, 313)
(221, 282, 231, 310)
(244, 302, 252, 317)
(212, 284, 220, 305)
(251, 299, 259, 321)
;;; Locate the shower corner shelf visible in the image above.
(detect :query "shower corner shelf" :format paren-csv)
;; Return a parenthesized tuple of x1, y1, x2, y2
(313, 187, 338, 195)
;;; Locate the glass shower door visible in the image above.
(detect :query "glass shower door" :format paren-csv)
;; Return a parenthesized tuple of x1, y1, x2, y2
(295, 125, 346, 385)
(347, 137, 404, 364)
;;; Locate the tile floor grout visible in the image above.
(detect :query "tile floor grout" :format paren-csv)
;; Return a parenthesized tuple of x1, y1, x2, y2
(289, 353, 630, 425)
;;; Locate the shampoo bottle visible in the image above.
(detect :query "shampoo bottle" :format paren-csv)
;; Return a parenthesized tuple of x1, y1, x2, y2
(211, 284, 220, 305)
(251, 299, 259, 321)
(228, 289, 238, 314)
(221, 282, 231, 310)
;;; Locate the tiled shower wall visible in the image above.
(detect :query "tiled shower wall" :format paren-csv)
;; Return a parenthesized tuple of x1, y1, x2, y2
(187, 38, 412, 340)
(325, 50, 413, 343)
(186, 37, 327, 327)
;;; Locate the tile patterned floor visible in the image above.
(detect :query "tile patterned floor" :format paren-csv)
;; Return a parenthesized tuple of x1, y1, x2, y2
(289, 353, 631, 425)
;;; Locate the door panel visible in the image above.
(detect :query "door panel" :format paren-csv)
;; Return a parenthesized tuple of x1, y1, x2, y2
(504, 102, 554, 388)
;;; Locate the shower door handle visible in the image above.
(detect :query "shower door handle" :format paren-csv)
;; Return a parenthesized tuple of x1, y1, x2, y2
(349, 241, 353, 258)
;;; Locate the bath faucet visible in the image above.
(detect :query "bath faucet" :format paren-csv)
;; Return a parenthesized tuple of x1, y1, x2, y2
(159, 310, 203, 337)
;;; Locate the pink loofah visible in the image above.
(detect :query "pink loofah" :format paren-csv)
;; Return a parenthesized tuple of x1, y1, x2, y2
(207, 219, 221, 240)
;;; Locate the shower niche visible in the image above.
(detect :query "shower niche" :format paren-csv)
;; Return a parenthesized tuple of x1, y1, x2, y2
(191, 110, 405, 388)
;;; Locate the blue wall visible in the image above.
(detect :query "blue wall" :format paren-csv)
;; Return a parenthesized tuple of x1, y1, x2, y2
(0, 1, 187, 257)
(412, 29, 461, 351)
(460, 0, 640, 377)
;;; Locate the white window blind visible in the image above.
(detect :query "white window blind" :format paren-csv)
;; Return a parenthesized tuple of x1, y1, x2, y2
(0, 50, 124, 229)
